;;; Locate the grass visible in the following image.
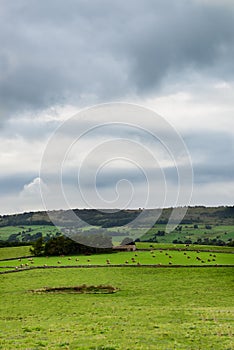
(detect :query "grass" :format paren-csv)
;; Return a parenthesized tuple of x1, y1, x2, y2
(135, 242, 234, 252)
(140, 224, 234, 243)
(0, 246, 31, 260)
(0, 223, 233, 244)
(0, 267, 233, 349)
(0, 249, 233, 269)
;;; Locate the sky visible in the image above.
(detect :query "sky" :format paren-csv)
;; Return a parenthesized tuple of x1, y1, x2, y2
(0, 0, 234, 214)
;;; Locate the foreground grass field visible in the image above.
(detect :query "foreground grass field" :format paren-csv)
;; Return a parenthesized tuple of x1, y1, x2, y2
(0, 267, 233, 349)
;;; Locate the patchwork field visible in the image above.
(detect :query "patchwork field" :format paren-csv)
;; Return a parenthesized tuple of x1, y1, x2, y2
(1, 223, 234, 246)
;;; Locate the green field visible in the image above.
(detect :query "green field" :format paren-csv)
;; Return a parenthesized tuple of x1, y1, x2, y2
(0, 267, 233, 349)
(0, 250, 234, 269)
(0, 246, 31, 260)
(0, 245, 233, 349)
(0, 223, 234, 246)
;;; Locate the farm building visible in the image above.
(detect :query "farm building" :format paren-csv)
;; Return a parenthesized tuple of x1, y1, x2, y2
(113, 244, 136, 252)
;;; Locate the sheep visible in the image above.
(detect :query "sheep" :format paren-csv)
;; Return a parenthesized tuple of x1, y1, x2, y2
(125, 261, 129, 264)
(152, 255, 156, 258)
(187, 256, 191, 259)
(76, 258, 79, 262)
(184, 252, 187, 255)
(68, 257, 72, 260)
(57, 261, 61, 264)
(135, 254, 138, 257)
(169, 261, 172, 265)
(169, 255, 172, 259)
(87, 259, 90, 262)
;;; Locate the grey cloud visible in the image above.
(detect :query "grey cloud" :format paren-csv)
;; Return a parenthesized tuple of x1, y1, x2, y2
(0, 117, 59, 140)
(0, 0, 234, 120)
(185, 131, 234, 184)
(0, 173, 37, 195)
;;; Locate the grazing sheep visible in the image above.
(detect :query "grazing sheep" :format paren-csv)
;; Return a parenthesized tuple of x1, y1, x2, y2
(169, 255, 172, 259)
(68, 257, 71, 260)
(207, 259, 211, 262)
(137, 262, 141, 266)
(160, 250, 162, 253)
(187, 256, 191, 259)
(196, 257, 201, 261)
(76, 258, 79, 261)
(184, 252, 187, 255)
(44, 264, 47, 267)
(169, 261, 172, 265)
(30, 261, 34, 264)
(135, 254, 138, 257)
(201, 260, 205, 263)
(18, 259, 21, 262)
(165, 252, 168, 256)
(15, 266, 18, 270)
(57, 261, 61, 264)
(125, 261, 129, 264)
(152, 255, 156, 258)
(87, 259, 90, 262)
(106, 260, 110, 265)
(209, 254, 213, 257)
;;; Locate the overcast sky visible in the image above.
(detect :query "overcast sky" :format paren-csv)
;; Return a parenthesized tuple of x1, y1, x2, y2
(0, 0, 234, 214)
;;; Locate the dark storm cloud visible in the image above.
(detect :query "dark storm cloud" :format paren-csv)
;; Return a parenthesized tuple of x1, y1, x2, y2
(0, 0, 234, 119)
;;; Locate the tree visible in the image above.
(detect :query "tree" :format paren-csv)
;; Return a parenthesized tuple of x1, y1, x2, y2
(30, 237, 45, 256)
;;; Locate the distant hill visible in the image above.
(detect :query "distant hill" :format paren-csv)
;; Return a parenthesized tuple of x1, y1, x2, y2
(0, 206, 233, 228)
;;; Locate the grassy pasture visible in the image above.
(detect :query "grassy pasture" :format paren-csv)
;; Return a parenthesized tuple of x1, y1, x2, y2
(0, 246, 31, 260)
(140, 224, 234, 243)
(135, 242, 234, 252)
(0, 249, 233, 269)
(0, 223, 233, 245)
(0, 267, 233, 349)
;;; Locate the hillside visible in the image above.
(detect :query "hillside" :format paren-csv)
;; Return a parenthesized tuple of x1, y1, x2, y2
(0, 206, 234, 227)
